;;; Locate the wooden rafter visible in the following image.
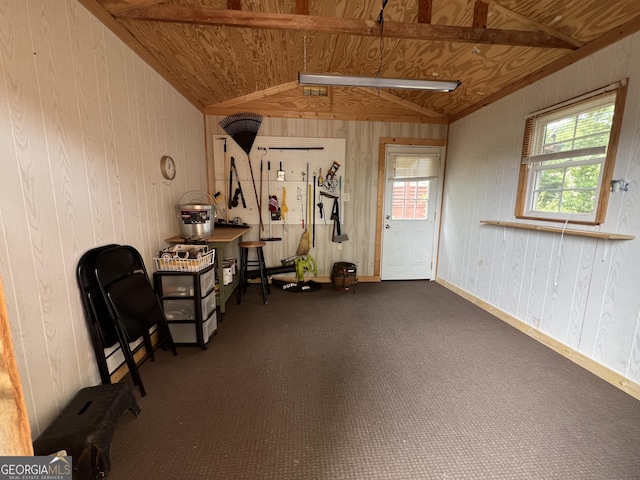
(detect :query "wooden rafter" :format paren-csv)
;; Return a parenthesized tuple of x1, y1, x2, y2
(116, 6, 577, 49)
(359, 89, 446, 118)
(227, 0, 241, 10)
(100, 0, 169, 15)
(473, 1, 489, 29)
(296, 0, 309, 16)
(205, 81, 299, 109)
(76, 0, 203, 110)
(417, 0, 432, 24)
(450, 14, 640, 122)
(488, 0, 584, 48)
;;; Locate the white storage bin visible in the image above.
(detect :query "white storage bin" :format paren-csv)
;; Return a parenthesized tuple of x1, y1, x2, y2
(159, 275, 195, 297)
(200, 268, 215, 295)
(169, 312, 217, 344)
(201, 291, 216, 319)
(162, 298, 195, 321)
(163, 292, 216, 321)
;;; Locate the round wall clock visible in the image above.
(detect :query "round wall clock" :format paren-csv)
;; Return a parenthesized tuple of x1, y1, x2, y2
(160, 155, 176, 180)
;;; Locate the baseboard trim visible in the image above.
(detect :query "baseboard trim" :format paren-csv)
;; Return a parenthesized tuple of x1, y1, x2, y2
(436, 277, 640, 402)
(268, 275, 381, 283)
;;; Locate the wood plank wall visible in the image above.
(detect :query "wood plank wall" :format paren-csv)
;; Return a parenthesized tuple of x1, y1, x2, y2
(0, 0, 206, 437)
(440, 32, 640, 387)
(205, 116, 447, 278)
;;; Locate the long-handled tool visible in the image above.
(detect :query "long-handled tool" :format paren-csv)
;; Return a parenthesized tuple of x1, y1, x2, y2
(261, 161, 281, 241)
(281, 187, 288, 236)
(223, 138, 231, 222)
(229, 157, 246, 209)
(219, 113, 264, 230)
(259, 158, 264, 227)
(296, 164, 310, 255)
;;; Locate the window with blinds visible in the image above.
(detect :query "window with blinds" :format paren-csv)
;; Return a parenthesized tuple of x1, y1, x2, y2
(515, 80, 627, 224)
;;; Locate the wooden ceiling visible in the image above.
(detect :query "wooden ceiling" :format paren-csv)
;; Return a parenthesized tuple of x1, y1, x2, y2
(81, 0, 640, 123)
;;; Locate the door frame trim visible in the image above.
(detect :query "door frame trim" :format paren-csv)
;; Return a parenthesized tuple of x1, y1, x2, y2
(374, 137, 447, 278)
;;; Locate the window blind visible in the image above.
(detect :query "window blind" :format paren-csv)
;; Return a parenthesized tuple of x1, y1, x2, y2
(521, 91, 616, 164)
(392, 154, 440, 180)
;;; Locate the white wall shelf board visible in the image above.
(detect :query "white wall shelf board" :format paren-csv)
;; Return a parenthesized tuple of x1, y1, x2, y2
(480, 220, 635, 240)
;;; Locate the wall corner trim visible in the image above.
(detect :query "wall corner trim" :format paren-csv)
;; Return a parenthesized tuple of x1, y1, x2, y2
(436, 276, 640, 402)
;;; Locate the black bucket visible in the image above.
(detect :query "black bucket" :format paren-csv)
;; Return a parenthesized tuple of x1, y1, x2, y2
(330, 262, 357, 292)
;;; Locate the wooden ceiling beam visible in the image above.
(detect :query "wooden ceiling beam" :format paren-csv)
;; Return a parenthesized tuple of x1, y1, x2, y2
(473, 1, 489, 29)
(227, 0, 241, 10)
(116, 6, 577, 49)
(203, 106, 449, 124)
(417, 0, 432, 24)
(488, 1, 584, 48)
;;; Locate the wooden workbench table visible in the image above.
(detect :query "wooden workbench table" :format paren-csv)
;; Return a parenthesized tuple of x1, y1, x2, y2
(165, 226, 251, 319)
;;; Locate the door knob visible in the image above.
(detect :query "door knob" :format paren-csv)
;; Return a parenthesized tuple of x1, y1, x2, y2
(385, 215, 390, 220)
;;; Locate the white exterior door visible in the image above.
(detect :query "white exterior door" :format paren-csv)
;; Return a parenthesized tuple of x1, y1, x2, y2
(381, 146, 441, 280)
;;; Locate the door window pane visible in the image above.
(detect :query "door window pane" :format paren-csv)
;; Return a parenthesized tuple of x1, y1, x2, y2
(392, 181, 429, 220)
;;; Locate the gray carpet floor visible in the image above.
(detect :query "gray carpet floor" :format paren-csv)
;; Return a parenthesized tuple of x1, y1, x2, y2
(108, 281, 640, 479)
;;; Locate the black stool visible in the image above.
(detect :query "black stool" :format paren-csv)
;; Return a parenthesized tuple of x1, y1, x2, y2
(33, 383, 140, 480)
(237, 240, 269, 304)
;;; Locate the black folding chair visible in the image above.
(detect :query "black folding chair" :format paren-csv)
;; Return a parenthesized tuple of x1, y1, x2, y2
(79, 245, 176, 396)
(77, 244, 122, 386)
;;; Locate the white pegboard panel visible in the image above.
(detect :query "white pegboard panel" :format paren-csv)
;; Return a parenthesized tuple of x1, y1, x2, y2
(213, 135, 346, 227)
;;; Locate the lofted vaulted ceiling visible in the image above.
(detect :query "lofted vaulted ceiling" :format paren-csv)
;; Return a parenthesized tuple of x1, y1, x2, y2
(80, 0, 640, 123)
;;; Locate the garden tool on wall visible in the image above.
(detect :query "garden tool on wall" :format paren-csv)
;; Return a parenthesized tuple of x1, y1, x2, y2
(297, 188, 304, 229)
(323, 161, 341, 193)
(261, 161, 282, 242)
(229, 157, 246, 209)
(281, 186, 288, 235)
(317, 197, 326, 224)
(222, 138, 230, 222)
(219, 112, 264, 231)
(320, 191, 337, 226)
(296, 163, 310, 255)
(331, 197, 349, 243)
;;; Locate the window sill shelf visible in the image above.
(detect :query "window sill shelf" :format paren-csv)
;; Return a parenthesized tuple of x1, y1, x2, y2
(480, 220, 635, 240)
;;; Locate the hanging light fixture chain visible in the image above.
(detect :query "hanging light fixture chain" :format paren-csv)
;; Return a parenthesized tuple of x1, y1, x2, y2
(303, 32, 307, 72)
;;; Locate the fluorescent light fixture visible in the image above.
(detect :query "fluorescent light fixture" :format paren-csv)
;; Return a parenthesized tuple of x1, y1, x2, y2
(298, 72, 461, 92)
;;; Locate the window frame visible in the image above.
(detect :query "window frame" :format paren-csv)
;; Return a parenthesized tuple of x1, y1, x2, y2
(515, 80, 628, 225)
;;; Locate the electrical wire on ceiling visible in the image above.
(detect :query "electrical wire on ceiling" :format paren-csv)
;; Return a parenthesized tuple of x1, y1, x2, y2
(375, 0, 388, 77)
